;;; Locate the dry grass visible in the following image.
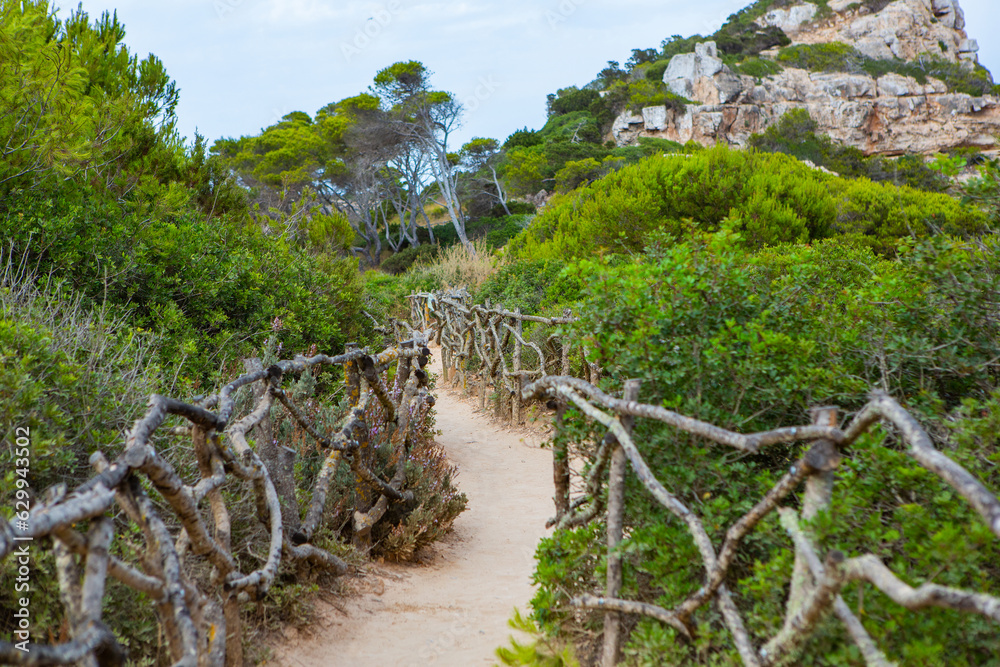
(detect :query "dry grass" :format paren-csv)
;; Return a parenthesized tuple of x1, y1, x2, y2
(434, 240, 504, 291)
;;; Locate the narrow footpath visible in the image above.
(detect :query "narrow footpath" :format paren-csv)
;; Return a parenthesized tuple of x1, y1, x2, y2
(271, 346, 554, 666)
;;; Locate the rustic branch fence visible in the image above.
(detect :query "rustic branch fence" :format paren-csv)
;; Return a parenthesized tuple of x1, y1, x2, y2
(413, 290, 1000, 667)
(1, 330, 433, 667)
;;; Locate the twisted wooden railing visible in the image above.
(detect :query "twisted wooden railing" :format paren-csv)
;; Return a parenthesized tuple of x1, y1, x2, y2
(414, 290, 1000, 667)
(0, 331, 433, 666)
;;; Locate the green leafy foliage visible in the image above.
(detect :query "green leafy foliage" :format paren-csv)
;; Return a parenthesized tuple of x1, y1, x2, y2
(0, 260, 166, 654)
(527, 232, 1000, 664)
(0, 1, 180, 195)
(507, 145, 986, 260)
(963, 155, 1000, 226)
(380, 244, 441, 275)
(547, 87, 602, 117)
(474, 259, 568, 313)
(731, 56, 783, 79)
(496, 608, 580, 667)
(748, 109, 949, 191)
(777, 42, 998, 96)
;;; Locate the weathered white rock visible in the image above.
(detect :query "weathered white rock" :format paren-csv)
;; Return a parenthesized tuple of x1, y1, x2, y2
(828, 0, 856, 11)
(642, 106, 669, 131)
(663, 41, 725, 99)
(663, 41, 752, 105)
(958, 37, 979, 61)
(614, 63, 999, 155)
(759, 3, 818, 35)
(877, 72, 923, 97)
(796, 0, 976, 64)
(809, 72, 877, 98)
(931, 0, 965, 29)
(610, 0, 997, 156)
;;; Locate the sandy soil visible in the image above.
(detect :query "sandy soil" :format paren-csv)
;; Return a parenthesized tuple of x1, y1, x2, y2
(270, 347, 554, 667)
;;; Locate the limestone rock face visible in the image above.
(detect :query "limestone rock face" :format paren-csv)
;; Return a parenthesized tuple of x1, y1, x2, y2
(664, 42, 726, 99)
(614, 0, 998, 156)
(759, 3, 818, 35)
(796, 0, 976, 63)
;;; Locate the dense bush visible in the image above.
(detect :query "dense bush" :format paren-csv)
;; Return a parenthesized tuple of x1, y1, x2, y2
(0, 258, 168, 654)
(748, 109, 949, 191)
(529, 232, 1000, 664)
(380, 244, 440, 275)
(777, 42, 1000, 96)
(538, 111, 603, 144)
(710, 0, 792, 58)
(731, 56, 784, 79)
(548, 87, 602, 118)
(474, 258, 568, 313)
(963, 155, 1000, 226)
(507, 145, 986, 260)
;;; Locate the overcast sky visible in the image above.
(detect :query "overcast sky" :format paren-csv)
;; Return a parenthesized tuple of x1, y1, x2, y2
(54, 0, 999, 150)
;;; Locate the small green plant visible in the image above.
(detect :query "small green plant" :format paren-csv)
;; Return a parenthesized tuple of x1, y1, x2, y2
(929, 152, 968, 178)
(732, 56, 783, 79)
(495, 608, 581, 667)
(748, 108, 950, 192)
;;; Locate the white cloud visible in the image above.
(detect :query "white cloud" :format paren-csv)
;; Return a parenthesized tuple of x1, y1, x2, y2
(52, 0, 1000, 149)
(255, 0, 355, 23)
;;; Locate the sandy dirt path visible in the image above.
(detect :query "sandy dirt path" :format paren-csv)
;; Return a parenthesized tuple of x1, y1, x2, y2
(270, 347, 554, 667)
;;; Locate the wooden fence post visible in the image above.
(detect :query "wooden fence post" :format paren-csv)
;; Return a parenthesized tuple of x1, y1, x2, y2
(344, 343, 361, 407)
(561, 309, 572, 377)
(479, 358, 488, 410)
(512, 309, 523, 424)
(602, 379, 640, 667)
(787, 405, 840, 616)
(243, 358, 300, 535)
(462, 330, 470, 393)
(553, 403, 570, 519)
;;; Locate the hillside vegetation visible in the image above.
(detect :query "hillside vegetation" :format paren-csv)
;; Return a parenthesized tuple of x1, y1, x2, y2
(3, 0, 1000, 664)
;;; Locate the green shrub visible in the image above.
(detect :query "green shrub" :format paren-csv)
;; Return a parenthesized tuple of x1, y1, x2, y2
(537, 110, 602, 144)
(777, 41, 865, 72)
(474, 258, 568, 313)
(643, 58, 672, 82)
(377, 438, 468, 560)
(622, 79, 691, 114)
(504, 127, 544, 149)
(485, 216, 531, 248)
(636, 137, 685, 155)
(749, 109, 949, 192)
(547, 87, 601, 118)
(963, 156, 1000, 225)
(777, 42, 998, 96)
(711, 0, 791, 58)
(0, 257, 164, 656)
(507, 145, 985, 261)
(732, 56, 784, 79)
(380, 244, 440, 275)
(493, 200, 537, 216)
(530, 232, 1000, 664)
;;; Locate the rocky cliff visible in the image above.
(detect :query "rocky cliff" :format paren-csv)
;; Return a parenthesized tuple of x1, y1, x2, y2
(612, 0, 999, 156)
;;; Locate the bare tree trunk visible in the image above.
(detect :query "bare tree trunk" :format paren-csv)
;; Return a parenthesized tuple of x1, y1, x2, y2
(490, 165, 512, 216)
(430, 150, 471, 253)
